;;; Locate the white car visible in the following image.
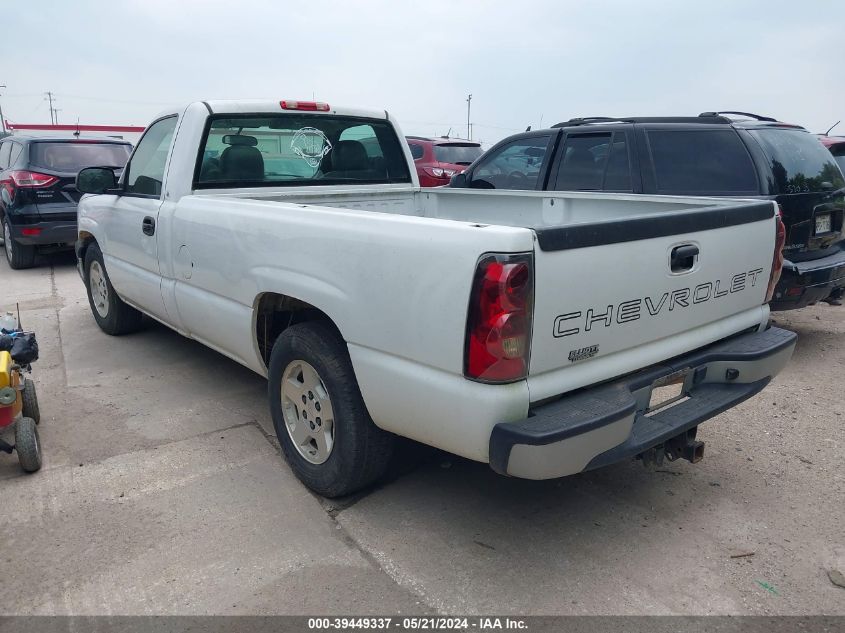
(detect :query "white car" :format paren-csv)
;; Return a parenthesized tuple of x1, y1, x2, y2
(74, 99, 795, 496)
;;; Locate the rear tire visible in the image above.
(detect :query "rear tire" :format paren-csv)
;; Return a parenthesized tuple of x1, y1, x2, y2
(3, 217, 37, 270)
(84, 243, 144, 335)
(22, 378, 40, 425)
(268, 321, 394, 497)
(15, 417, 42, 473)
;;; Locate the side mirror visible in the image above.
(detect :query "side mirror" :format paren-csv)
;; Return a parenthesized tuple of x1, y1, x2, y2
(77, 167, 118, 194)
(449, 172, 468, 188)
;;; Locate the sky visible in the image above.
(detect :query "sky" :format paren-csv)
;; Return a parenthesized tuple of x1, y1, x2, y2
(1, 0, 843, 146)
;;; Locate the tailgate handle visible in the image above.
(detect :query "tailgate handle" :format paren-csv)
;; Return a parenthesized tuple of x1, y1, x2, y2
(142, 216, 156, 236)
(670, 244, 699, 272)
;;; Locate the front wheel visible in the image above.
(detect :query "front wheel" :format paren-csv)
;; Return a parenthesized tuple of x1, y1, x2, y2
(84, 243, 144, 335)
(268, 321, 394, 497)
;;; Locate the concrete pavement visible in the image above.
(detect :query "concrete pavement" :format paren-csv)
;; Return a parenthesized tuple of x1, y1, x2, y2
(1, 253, 843, 615)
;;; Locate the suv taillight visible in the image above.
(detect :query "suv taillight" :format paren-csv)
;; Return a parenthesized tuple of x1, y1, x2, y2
(766, 207, 787, 303)
(465, 253, 533, 383)
(7, 170, 59, 188)
(425, 167, 457, 179)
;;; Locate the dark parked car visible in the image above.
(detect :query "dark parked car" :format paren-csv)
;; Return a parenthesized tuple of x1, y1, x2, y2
(405, 136, 482, 187)
(451, 112, 845, 310)
(0, 135, 132, 269)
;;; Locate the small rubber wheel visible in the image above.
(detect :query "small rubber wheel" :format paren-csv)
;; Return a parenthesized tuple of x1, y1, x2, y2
(84, 242, 144, 335)
(3, 217, 37, 270)
(22, 378, 40, 425)
(268, 321, 394, 497)
(15, 417, 42, 473)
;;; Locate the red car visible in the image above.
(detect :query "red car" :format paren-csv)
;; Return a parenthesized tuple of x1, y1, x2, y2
(819, 134, 845, 176)
(406, 136, 483, 187)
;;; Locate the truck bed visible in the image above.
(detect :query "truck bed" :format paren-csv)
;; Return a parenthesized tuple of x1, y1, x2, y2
(199, 185, 764, 230)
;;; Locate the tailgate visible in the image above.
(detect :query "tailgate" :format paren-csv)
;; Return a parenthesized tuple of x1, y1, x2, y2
(527, 200, 777, 400)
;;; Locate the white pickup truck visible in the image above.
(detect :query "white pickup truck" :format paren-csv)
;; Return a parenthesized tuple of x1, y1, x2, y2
(75, 99, 796, 497)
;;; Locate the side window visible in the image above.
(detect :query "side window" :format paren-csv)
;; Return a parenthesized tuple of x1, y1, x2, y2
(603, 135, 632, 191)
(125, 116, 178, 196)
(0, 142, 11, 170)
(409, 143, 424, 160)
(646, 129, 758, 195)
(8, 143, 23, 168)
(471, 135, 551, 190)
(553, 132, 632, 192)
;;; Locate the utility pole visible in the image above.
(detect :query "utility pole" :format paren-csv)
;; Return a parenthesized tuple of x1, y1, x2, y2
(53, 109, 62, 124)
(44, 91, 57, 124)
(0, 84, 6, 135)
(466, 94, 472, 140)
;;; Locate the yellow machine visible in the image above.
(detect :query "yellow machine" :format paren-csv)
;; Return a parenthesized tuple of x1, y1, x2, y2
(0, 350, 41, 472)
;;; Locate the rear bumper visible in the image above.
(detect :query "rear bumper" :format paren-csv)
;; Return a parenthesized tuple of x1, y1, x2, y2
(489, 326, 796, 479)
(771, 248, 845, 310)
(7, 219, 77, 247)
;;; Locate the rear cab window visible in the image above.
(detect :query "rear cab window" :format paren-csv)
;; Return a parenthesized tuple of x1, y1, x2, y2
(644, 128, 758, 195)
(30, 142, 131, 172)
(195, 114, 411, 188)
(748, 128, 845, 194)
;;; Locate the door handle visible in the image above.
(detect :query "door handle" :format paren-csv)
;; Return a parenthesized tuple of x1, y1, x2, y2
(670, 244, 699, 272)
(142, 216, 156, 236)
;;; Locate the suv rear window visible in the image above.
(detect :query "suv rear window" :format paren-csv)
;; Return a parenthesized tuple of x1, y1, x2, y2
(196, 114, 411, 188)
(829, 143, 845, 176)
(29, 142, 131, 173)
(749, 129, 845, 194)
(433, 144, 482, 165)
(646, 129, 758, 195)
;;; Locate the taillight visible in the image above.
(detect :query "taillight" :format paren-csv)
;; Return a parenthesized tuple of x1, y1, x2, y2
(426, 167, 457, 179)
(280, 100, 330, 112)
(465, 253, 533, 383)
(766, 207, 787, 302)
(7, 170, 59, 188)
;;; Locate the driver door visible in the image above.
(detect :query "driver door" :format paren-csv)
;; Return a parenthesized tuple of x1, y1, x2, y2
(100, 115, 178, 323)
(467, 134, 554, 190)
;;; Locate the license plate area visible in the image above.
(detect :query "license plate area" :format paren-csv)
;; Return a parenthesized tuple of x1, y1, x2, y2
(646, 369, 690, 415)
(816, 213, 832, 235)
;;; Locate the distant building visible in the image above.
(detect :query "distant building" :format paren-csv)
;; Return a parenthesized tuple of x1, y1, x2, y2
(5, 122, 145, 144)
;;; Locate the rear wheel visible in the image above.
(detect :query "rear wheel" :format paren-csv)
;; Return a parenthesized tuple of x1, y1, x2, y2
(15, 417, 42, 473)
(268, 321, 394, 497)
(84, 243, 144, 335)
(22, 378, 40, 425)
(2, 217, 37, 270)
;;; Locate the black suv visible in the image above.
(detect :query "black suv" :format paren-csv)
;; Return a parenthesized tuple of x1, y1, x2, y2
(450, 112, 845, 310)
(0, 135, 132, 269)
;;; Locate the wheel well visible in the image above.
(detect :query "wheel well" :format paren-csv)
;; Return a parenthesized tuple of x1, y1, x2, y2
(255, 293, 340, 368)
(77, 232, 95, 260)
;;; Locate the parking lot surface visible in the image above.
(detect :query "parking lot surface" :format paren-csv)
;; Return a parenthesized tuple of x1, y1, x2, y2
(1, 254, 843, 615)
